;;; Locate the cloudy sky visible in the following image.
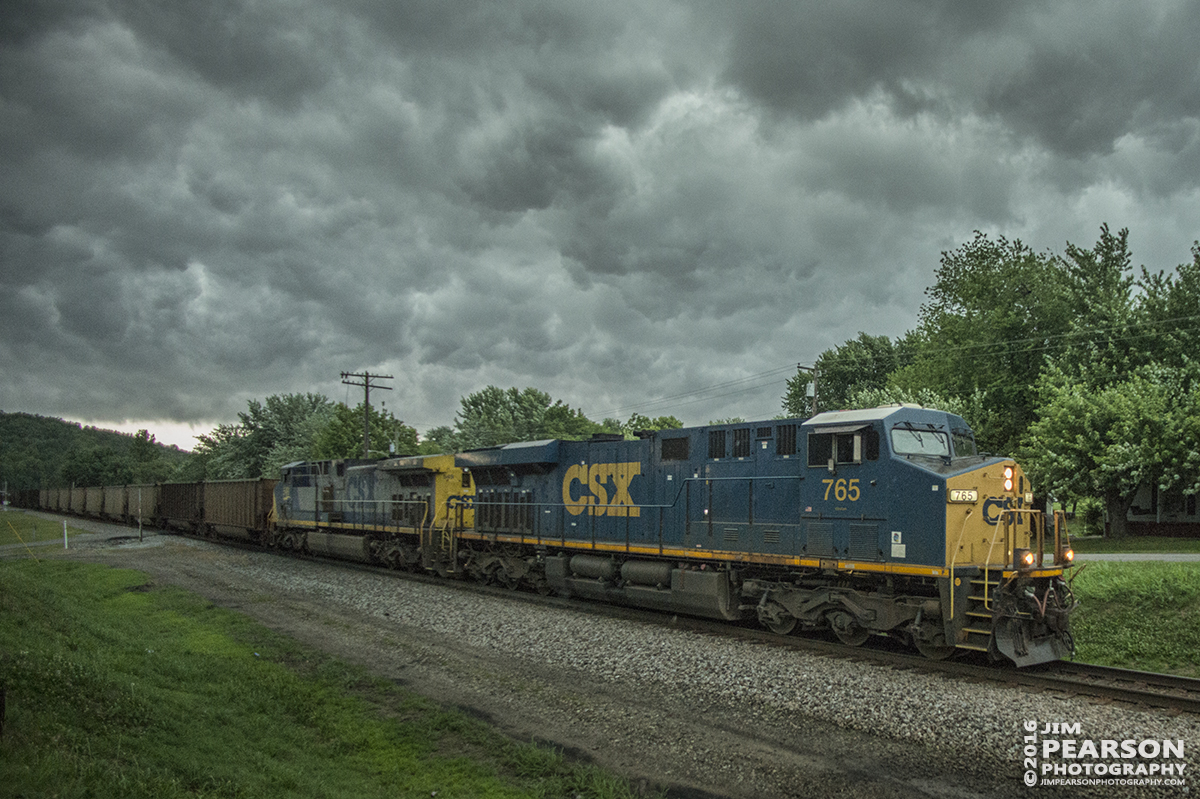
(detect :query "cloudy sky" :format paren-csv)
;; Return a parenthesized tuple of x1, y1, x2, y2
(3, 0, 1198, 449)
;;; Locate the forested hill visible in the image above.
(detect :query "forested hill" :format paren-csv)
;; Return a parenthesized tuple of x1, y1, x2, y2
(0, 411, 189, 491)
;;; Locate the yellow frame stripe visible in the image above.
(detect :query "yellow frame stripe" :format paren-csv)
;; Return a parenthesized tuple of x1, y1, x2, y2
(276, 520, 1067, 580)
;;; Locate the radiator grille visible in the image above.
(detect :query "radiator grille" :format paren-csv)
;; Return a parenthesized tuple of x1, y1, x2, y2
(806, 521, 833, 556)
(848, 522, 880, 561)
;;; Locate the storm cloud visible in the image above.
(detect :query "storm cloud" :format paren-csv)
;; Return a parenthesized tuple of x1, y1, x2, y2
(2, 0, 1198, 444)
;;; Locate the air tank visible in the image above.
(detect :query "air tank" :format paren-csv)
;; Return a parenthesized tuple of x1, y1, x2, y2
(569, 554, 616, 580)
(620, 560, 673, 588)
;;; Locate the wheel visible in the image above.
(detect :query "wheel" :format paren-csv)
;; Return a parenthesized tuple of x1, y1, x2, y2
(766, 616, 797, 635)
(833, 625, 870, 647)
(758, 603, 797, 635)
(829, 612, 870, 646)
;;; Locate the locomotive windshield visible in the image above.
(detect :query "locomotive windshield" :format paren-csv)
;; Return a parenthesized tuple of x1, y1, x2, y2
(890, 427, 950, 457)
(951, 428, 978, 457)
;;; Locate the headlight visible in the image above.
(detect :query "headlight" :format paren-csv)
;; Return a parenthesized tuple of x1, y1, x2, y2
(1014, 547, 1035, 570)
(1003, 466, 1014, 492)
(1063, 548, 1075, 563)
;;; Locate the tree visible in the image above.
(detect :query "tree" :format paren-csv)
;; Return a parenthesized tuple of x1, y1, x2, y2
(192, 393, 336, 478)
(783, 333, 911, 418)
(1023, 361, 1199, 536)
(58, 446, 132, 487)
(892, 232, 1073, 454)
(1138, 240, 1200, 369)
(312, 403, 418, 460)
(418, 426, 461, 455)
(1054, 224, 1140, 377)
(622, 413, 684, 435)
(454, 386, 602, 449)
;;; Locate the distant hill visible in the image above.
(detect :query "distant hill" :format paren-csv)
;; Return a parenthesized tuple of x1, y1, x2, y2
(0, 411, 190, 491)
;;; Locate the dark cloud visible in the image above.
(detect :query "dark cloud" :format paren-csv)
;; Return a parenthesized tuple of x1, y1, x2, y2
(1, 0, 1198, 444)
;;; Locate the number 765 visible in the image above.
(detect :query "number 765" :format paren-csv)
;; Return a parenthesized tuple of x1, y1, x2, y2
(822, 478, 861, 501)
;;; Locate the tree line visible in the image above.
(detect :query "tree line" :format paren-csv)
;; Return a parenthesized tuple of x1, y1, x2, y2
(0, 392, 682, 492)
(0, 413, 189, 492)
(783, 225, 1199, 535)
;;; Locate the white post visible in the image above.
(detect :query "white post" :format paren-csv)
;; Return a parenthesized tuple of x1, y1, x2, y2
(63, 520, 68, 550)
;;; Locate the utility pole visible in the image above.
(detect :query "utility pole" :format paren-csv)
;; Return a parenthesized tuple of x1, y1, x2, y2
(340, 371, 393, 457)
(796, 364, 819, 417)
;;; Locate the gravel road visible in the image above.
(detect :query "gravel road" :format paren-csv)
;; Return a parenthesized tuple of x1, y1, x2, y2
(24, 521, 1197, 799)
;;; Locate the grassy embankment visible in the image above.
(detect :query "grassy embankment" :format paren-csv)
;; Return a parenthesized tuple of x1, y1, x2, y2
(0, 555, 652, 799)
(0, 510, 91, 548)
(1068, 560, 1200, 677)
(1069, 534, 1200, 554)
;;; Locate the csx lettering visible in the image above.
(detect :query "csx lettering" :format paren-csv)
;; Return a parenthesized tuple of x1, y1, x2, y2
(563, 462, 641, 517)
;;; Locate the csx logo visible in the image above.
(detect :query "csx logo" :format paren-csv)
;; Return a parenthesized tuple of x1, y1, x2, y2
(562, 462, 641, 517)
(983, 496, 1023, 525)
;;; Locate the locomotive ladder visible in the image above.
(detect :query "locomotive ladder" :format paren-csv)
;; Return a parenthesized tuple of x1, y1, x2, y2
(961, 576, 1000, 651)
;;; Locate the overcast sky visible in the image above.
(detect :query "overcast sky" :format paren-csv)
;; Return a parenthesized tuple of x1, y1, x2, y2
(3, 0, 1199, 449)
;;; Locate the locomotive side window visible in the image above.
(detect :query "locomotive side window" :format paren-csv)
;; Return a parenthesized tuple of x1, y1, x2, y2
(661, 437, 689, 461)
(891, 428, 950, 457)
(807, 428, 878, 466)
(807, 433, 833, 466)
(835, 433, 858, 463)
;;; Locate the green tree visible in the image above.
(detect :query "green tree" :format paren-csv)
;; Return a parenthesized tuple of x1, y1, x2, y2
(784, 333, 912, 418)
(192, 393, 335, 479)
(418, 425, 460, 455)
(893, 232, 1072, 454)
(454, 386, 601, 449)
(622, 413, 684, 435)
(312, 403, 418, 460)
(1054, 224, 1140, 377)
(1024, 361, 1199, 536)
(58, 446, 132, 487)
(1138, 241, 1200, 369)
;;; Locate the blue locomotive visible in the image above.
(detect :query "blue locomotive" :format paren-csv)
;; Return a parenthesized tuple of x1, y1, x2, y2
(455, 405, 1076, 666)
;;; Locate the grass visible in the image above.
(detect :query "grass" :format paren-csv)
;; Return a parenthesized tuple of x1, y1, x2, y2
(1069, 561, 1200, 677)
(0, 559, 655, 799)
(1068, 534, 1200, 554)
(0, 510, 91, 548)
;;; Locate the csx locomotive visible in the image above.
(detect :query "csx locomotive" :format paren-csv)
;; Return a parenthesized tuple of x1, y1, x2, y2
(29, 405, 1076, 666)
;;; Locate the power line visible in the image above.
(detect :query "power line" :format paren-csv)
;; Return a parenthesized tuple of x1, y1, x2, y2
(587, 364, 798, 419)
(340, 371, 393, 458)
(586, 313, 1200, 425)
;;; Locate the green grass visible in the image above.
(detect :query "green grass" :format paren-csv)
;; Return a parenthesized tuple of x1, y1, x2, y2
(1068, 534, 1200, 554)
(1069, 561, 1200, 676)
(0, 510, 90, 548)
(0, 560, 655, 799)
